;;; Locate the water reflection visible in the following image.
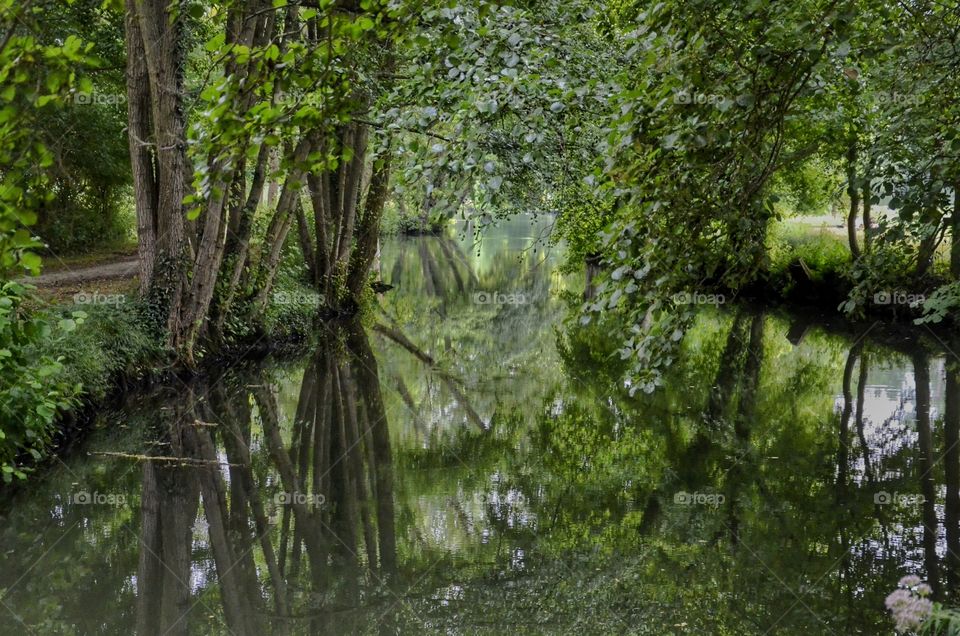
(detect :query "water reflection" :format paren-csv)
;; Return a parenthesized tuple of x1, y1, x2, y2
(2, 218, 960, 634)
(132, 321, 398, 635)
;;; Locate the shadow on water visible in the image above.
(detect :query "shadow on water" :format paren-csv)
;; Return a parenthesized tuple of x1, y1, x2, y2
(2, 216, 960, 634)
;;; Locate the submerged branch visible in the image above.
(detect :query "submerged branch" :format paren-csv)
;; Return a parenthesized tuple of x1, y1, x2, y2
(90, 451, 245, 467)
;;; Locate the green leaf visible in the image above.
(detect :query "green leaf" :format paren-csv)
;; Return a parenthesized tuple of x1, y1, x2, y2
(20, 252, 42, 274)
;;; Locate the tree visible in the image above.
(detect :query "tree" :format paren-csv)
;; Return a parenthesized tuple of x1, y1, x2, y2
(0, 0, 94, 480)
(585, 0, 847, 391)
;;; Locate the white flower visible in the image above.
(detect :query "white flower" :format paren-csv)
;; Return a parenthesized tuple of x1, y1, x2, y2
(899, 575, 923, 588)
(886, 583, 934, 633)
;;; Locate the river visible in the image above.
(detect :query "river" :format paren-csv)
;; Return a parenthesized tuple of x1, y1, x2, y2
(0, 215, 955, 634)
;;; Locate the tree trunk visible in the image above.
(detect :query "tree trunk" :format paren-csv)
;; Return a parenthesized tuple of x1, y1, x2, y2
(334, 123, 370, 266)
(347, 157, 391, 299)
(125, 0, 158, 295)
(952, 177, 960, 278)
(251, 140, 313, 313)
(127, 0, 190, 346)
(126, 0, 282, 361)
(916, 227, 939, 279)
(846, 140, 861, 260)
(213, 143, 272, 334)
(267, 147, 281, 208)
(861, 177, 872, 254)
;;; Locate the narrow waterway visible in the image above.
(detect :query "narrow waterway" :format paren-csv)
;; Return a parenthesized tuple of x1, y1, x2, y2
(1, 215, 956, 634)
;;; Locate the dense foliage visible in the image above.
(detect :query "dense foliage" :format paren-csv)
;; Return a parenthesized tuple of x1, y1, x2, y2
(1, 0, 959, 480)
(0, 0, 97, 480)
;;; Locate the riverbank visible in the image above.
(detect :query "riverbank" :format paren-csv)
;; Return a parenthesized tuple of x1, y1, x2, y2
(1, 277, 322, 485)
(727, 220, 954, 325)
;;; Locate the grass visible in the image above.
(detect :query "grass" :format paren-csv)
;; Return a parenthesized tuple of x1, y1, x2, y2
(764, 220, 852, 300)
(31, 301, 164, 404)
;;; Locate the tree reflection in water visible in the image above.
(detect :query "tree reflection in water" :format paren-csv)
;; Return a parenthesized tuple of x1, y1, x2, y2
(135, 320, 397, 635)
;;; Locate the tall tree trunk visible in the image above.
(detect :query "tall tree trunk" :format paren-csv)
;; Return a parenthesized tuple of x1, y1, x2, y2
(952, 177, 960, 279)
(137, 0, 189, 304)
(300, 122, 376, 312)
(333, 123, 370, 278)
(125, 0, 158, 295)
(846, 140, 861, 260)
(861, 177, 872, 254)
(127, 0, 282, 361)
(213, 143, 272, 334)
(251, 143, 312, 313)
(347, 157, 391, 299)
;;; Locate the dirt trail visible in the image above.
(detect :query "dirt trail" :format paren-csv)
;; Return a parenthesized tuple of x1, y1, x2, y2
(23, 257, 138, 286)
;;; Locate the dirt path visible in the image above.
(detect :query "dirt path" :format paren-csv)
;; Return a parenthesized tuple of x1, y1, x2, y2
(24, 257, 138, 286)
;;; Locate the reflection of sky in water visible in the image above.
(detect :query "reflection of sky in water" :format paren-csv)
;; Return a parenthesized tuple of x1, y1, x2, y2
(842, 357, 953, 577)
(190, 518, 214, 593)
(414, 473, 538, 554)
(833, 357, 947, 484)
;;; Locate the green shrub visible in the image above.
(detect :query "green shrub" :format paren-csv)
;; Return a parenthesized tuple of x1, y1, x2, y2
(0, 282, 85, 481)
(1, 288, 162, 481)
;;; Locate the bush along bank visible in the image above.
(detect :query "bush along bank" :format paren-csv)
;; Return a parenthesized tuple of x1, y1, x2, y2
(723, 224, 956, 327)
(0, 276, 325, 485)
(1, 281, 157, 482)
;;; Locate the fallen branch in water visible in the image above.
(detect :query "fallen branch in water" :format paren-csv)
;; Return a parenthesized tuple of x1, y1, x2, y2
(89, 451, 245, 467)
(373, 322, 486, 431)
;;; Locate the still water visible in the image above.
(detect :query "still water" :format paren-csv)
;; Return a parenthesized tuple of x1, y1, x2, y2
(1, 215, 958, 634)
